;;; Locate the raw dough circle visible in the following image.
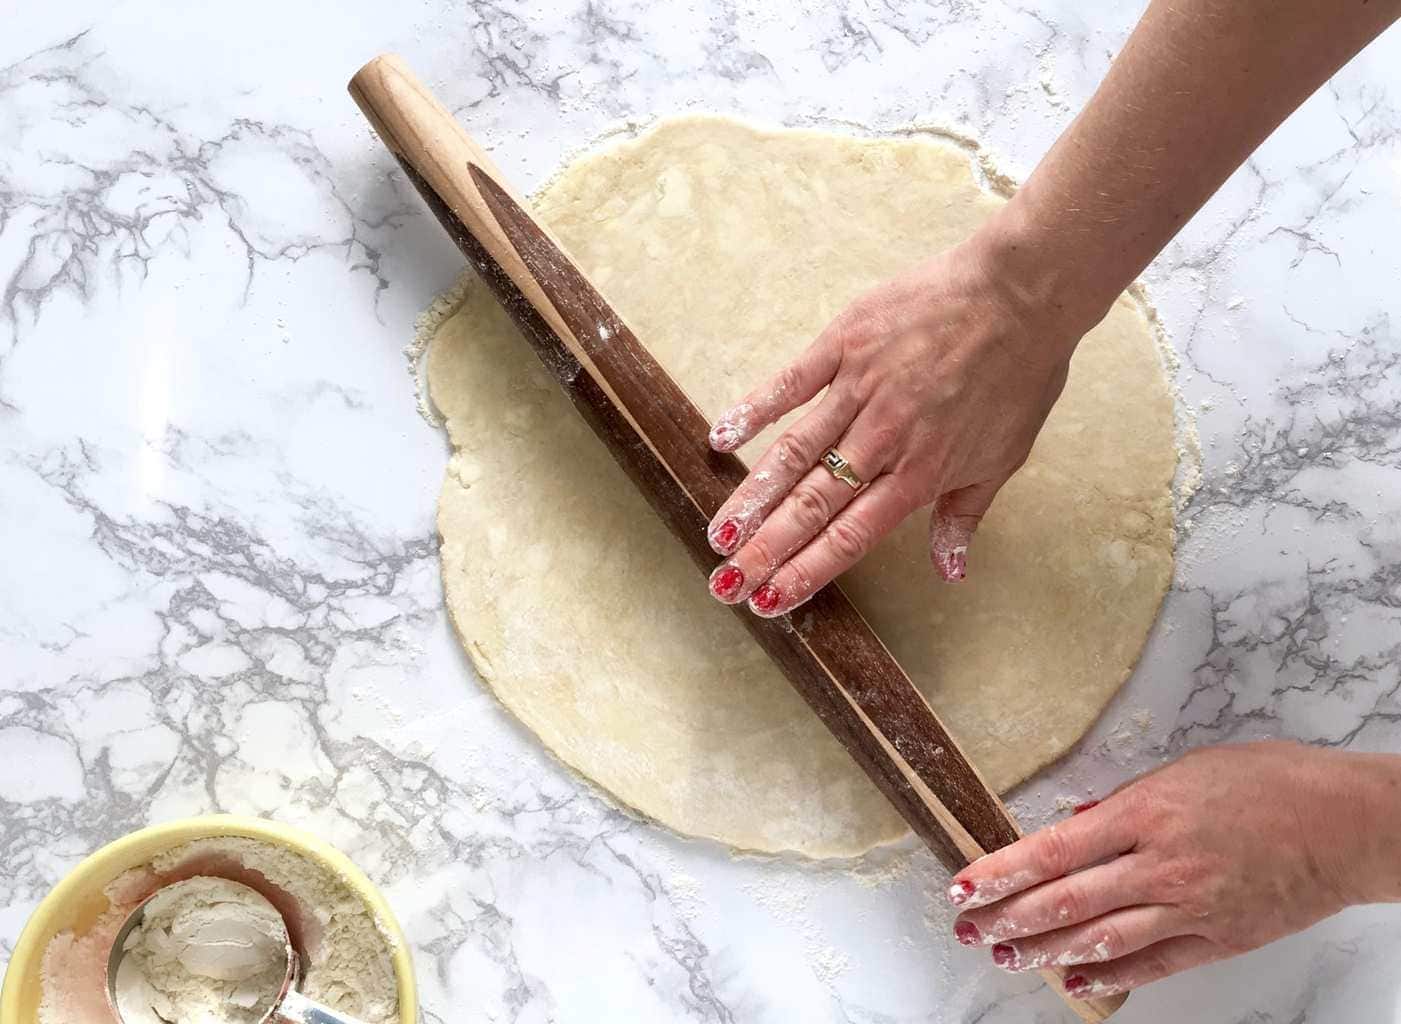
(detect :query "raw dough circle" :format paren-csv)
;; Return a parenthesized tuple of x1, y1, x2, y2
(428, 117, 1175, 857)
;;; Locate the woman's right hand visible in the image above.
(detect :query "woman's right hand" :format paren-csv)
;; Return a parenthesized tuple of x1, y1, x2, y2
(704, 216, 1096, 616)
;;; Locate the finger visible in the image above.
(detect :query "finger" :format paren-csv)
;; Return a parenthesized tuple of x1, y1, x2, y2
(715, 427, 890, 603)
(746, 474, 916, 617)
(1062, 935, 1221, 999)
(705, 392, 855, 559)
(710, 466, 861, 604)
(947, 801, 1138, 910)
(953, 854, 1150, 946)
(987, 904, 1190, 973)
(708, 332, 844, 452)
(928, 476, 1004, 583)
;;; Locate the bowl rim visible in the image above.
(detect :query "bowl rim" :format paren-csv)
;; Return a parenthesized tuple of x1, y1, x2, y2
(0, 814, 417, 1024)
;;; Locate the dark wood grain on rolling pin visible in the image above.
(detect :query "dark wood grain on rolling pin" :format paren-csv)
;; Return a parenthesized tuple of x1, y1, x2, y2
(470, 169, 1020, 855)
(349, 51, 1128, 1018)
(396, 158, 972, 867)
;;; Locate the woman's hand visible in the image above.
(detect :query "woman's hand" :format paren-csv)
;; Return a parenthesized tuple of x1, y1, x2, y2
(703, 224, 1085, 615)
(946, 741, 1401, 999)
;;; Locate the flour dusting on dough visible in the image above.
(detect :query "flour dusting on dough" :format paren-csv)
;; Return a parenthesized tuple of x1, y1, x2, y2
(425, 116, 1180, 857)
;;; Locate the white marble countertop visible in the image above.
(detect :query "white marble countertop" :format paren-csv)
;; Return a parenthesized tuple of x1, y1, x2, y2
(4, 2, 1401, 1022)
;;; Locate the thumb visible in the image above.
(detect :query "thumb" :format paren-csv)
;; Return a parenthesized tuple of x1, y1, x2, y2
(928, 477, 1003, 583)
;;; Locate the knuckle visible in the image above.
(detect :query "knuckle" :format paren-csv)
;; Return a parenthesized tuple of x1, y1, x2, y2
(772, 363, 804, 400)
(825, 308, 860, 340)
(786, 484, 833, 534)
(1032, 828, 1076, 881)
(1115, 784, 1164, 833)
(1152, 856, 1215, 913)
(881, 475, 918, 509)
(1050, 886, 1088, 926)
(1114, 779, 1152, 815)
(840, 324, 874, 355)
(1146, 862, 1187, 903)
(1092, 921, 1124, 960)
(862, 422, 902, 456)
(744, 534, 781, 574)
(1172, 854, 1211, 890)
(768, 561, 813, 605)
(824, 517, 873, 563)
(773, 432, 812, 469)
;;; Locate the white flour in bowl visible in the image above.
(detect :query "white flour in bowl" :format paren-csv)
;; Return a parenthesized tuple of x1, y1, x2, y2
(38, 835, 400, 1024)
(112, 877, 289, 1024)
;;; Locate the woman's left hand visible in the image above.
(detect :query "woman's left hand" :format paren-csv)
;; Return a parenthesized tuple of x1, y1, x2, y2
(945, 741, 1401, 999)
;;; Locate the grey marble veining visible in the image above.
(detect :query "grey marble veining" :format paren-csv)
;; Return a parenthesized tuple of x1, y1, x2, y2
(3, 3, 1401, 1022)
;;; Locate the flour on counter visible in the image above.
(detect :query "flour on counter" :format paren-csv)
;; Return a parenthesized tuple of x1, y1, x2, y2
(666, 870, 705, 921)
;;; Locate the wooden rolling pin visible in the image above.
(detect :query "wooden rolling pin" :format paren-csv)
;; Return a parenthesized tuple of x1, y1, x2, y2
(349, 53, 1126, 1021)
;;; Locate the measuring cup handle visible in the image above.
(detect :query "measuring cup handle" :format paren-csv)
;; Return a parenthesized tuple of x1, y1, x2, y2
(273, 990, 373, 1024)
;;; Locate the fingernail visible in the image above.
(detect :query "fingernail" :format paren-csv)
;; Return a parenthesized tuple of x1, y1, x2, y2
(991, 943, 1018, 969)
(934, 547, 968, 584)
(711, 518, 741, 554)
(1064, 974, 1089, 996)
(948, 879, 976, 906)
(709, 564, 744, 600)
(954, 921, 980, 946)
(1072, 800, 1099, 815)
(749, 583, 782, 615)
(709, 423, 741, 452)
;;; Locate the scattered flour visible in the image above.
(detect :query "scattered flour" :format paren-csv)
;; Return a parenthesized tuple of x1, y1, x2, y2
(742, 874, 809, 923)
(407, 277, 470, 427)
(666, 870, 705, 921)
(809, 944, 851, 984)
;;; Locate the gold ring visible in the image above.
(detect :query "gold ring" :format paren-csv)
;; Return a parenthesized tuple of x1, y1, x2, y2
(820, 448, 863, 490)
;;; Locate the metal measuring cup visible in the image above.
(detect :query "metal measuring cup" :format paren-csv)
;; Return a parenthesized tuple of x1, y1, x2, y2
(105, 878, 369, 1024)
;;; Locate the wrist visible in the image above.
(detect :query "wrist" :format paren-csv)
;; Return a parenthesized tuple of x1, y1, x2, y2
(973, 185, 1126, 352)
(1340, 753, 1401, 906)
(1298, 747, 1401, 907)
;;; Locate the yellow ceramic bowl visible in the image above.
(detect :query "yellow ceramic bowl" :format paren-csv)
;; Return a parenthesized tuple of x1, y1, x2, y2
(0, 815, 417, 1024)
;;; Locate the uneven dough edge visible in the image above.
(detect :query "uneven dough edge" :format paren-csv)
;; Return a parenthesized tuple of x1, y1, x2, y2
(427, 115, 1178, 857)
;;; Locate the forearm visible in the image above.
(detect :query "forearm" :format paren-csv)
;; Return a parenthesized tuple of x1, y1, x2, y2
(983, 0, 1401, 340)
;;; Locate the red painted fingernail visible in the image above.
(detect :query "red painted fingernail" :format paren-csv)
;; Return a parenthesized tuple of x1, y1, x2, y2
(991, 943, 1017, 968)
(1064, 974, 1089, 996)
(711, 519, 741, 554)
(934, 547, 967, 583)
(750, 583, 782, 614)
(709, 564, 744, 599)
(1072, 800, 1100, 815)
(954, 921, 980, 946)
(948, 879, 976, 905)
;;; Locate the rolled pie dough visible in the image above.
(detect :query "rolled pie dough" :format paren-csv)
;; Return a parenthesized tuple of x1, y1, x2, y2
(427, 117, 1175, 857)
